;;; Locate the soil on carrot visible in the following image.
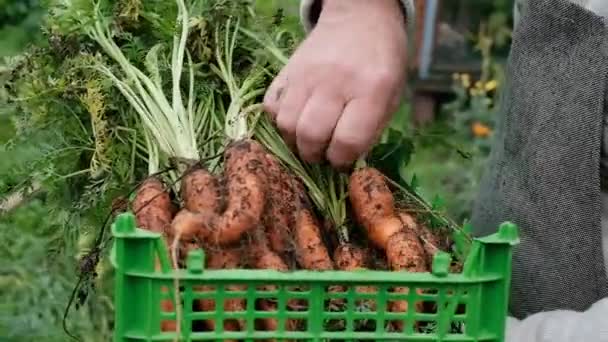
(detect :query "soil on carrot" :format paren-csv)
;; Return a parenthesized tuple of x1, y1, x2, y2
(129, 146, 464, 336)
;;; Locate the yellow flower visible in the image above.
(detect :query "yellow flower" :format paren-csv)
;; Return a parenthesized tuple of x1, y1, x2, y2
(485, 80, 498, 91)
(461, 73, 471, 88)
(472, 121, 492, 138)
(474, 80, 483, 89)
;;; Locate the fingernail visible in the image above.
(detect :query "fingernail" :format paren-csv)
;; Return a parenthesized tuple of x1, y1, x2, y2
(275, 87, 284, 102)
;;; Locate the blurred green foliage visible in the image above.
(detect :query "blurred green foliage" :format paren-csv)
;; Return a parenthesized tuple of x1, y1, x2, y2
(0, 0, 45, 57)
(0, 200, 114, 341)
(404, 7, 512, 223)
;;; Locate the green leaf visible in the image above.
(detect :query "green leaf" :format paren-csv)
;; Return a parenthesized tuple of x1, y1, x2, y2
(451, 218, 473, 260)
(428, 195, 447, 228)
(409, 174, 420, 193)
(431, 194, 446, 211)
(368, 129, 414, 186)
(462, 219, 473, 234)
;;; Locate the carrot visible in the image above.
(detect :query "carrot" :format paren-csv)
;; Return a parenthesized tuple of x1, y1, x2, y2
(385, 230, 427, 272)
(333, 244, 367, 271)
(148, 258, 180, 333)
(397, 211, 465, 274)
(132, 178, 178, 332)
(155, 255, 178, 332)
(171, 167, 224, 262)
(348, 168, 427, 271)
(166, 141, 269, 336)
(291, 197, 345, 312)
(189, 139, 268, 246)
(253, 243, 298, 331)
(261, 152, 297, 255)
(132, 177, 174, 234)
(398, 212, 442, 267)
(181, 166, 222, 215)
(194, 247, 246, 337)
(385, 229, 428, 330)
(333, 244, 377, 310)
(348, 167, 428, 329)
(250, 242, 290, 273)
(160, 287, 178, 332)
(249, 230, 300, 336)
(167, 209, 209, 265)
(348, 168, 403, 248)
(294, 203, 334, 271)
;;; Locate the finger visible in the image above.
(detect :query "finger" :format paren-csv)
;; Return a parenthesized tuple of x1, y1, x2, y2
(295, 90, 346, 162)
(263, 72, 289, 118)
(326, 97, 390, 168)
(276, 85, 310, 148)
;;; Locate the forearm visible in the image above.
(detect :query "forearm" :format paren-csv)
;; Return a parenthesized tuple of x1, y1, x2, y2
(506, 298, 608, 342)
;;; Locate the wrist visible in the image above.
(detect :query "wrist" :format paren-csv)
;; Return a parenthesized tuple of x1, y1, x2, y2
(321, 0, 406, 23)
(322, 0, 403, 14)
(300, 0, 413, 37)
(300, 0, 415, 42)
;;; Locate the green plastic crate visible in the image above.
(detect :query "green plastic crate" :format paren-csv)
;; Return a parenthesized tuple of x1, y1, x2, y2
(110, 212, 519, 341)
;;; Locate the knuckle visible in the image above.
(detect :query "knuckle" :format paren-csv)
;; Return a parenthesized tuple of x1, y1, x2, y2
(338, 64, 357, 80)
(276, 114, 296, 135)
(334, 132, 366, 154)
(365, 68, 398, 88)
(298, 125, 326, 145)
(263, 98, 278, 116)
(320, 62, 356, 81)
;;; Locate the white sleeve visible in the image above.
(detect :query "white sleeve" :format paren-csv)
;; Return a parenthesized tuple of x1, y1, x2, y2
(299, 0, 415, 36)
(505, 298, 608, 342)
(586, 0, 608, 18)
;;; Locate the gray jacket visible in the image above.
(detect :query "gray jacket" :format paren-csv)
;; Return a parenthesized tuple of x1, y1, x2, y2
(299, 0, 608, 341)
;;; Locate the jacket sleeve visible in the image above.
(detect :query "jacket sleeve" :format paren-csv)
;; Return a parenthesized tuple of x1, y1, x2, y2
(299, 0, 416, 36)
(505, 298, 608, 342)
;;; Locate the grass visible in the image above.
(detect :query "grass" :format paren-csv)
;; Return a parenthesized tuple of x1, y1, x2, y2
(0, 117, 15, 143)
(404, 130, 490, 223)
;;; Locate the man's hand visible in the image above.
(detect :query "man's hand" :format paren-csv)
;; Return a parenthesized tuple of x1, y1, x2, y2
(263, 0, 409, 168)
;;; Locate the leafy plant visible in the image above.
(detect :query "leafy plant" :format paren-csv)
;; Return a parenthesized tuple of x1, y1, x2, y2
(404, 14, 511, 223)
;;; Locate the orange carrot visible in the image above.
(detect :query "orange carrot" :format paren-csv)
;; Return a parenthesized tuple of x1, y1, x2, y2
(398, 211, 442, 267)
(261, 152, 297, 255)
(249, 230, 300, 336)
(398, 211, 463, 273)
(348, 168, 427, 271)
(160, 288, 177, 332)
(333, 244, 377, 310)
(194, 247, 246, 337)
(349, 167, 428, 329)
(181, 166, 222, 214)
(132, 177, 174, 234)
(294, 204, 334, 271)
(192, 139, 268, 246)
(132, 178, 177, 332)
